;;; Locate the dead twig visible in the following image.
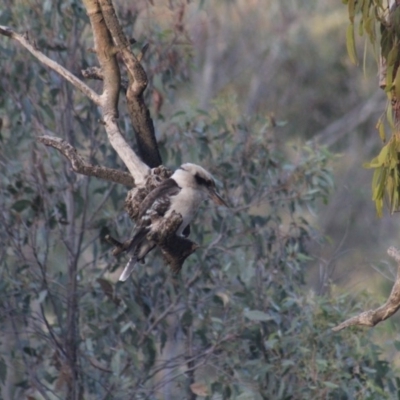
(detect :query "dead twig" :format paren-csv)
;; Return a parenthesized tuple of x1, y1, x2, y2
(332, 247, 400, 332)
(38, 136, 135, 187)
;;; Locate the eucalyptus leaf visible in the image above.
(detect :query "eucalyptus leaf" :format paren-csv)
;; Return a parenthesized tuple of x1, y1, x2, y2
(244, 309, 273, 322)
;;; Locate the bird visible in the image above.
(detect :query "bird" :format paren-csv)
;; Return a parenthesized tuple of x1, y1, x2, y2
(118, 163, 227, 281)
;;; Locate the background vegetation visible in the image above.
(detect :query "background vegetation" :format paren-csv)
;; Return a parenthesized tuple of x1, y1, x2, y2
(1, 0, 400, 399)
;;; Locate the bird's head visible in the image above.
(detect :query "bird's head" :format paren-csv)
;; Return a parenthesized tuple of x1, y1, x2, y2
(172, 163, 228, 207)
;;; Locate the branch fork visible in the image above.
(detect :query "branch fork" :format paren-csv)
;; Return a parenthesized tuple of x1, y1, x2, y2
(0, 0, 172, 271)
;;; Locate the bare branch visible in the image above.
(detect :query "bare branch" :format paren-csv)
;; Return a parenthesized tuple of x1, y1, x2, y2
(332, 246, 400, 332)
(82, 0, 120, 117)
(38, 135, 135, 186)
(102, 114, 150, 182)
(98, 0, 162, 168)
(0, 25, 101, 105)
(0, 22, 149, 184)
(82, 0, 150, 184)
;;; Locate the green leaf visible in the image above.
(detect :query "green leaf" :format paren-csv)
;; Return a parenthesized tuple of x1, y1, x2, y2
(346, 23, 358, 65)
(323, 381, 340, 389)
(362, 0, 370, 22)
(244, 309, 273, 322)
(363, 156, 381, 169)
(394, 67, 400, 100)
(73, 191, 85, 218)
(144, 337, 156, 369)
(0, 358, 6, 384)
(37, 290, 47, 304)
(236, 392, 255, 400)
(364, 16, 375, 42)
(111, 349, 122, 375)
(377, 143, 390, 165)
(386, 103, 395, 128)
(181, 309, 193, 328)
(281, 359, 295, 367)
(348, 0, 356, 23)
(12, 199, 31, 212)
(376, 118, 385, 142)
(387, 46, 399, 67)
(385, 63, 395, 92)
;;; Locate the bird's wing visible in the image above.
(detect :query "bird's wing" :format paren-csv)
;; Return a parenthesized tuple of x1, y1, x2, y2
(138, 179, 181, 219)
(127, 179, 181, 252)
(128, 179, 181, 254)
(118, 179, 182, 282)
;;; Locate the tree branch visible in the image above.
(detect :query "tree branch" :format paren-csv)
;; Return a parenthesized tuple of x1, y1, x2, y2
(82, 0, 150, 184)
(38, 135, 135, 186)
(332, 246, 400, 332)
(99, 0, 162, 168)
(0, 20, 150, 185)
(0, 25, 101, 105)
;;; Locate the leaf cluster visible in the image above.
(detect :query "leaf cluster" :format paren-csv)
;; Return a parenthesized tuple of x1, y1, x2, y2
(364, 133, 400, 215)
(344, 0, 400, 216)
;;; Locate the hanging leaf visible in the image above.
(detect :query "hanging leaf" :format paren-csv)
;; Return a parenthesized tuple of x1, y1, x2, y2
(346, 23, 358, 65)
(393, 67, 400, 100)
(362, 0, 370, 22)
(387, 46, 399, 67)
(386, 103, 395, 128)
(363, 156, 381, 168)
(376, 118, 386, 142)
(364, 16, 375, 43)
(348, 0, 356, 23)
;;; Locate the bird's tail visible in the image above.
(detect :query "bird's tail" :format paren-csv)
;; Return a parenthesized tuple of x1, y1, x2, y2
(118, 256, 137, 282)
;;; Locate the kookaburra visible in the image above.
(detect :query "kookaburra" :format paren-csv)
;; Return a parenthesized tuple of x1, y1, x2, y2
(119, 163, 227, 281)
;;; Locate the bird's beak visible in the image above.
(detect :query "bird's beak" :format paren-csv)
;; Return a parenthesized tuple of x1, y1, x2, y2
(208, 188, 228, 207)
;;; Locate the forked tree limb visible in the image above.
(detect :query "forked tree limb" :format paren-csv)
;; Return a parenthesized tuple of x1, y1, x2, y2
(99, 0, 162, 168)
(1, 2, 193, 272)
(0, 1, 151, 186)
(82, 0, 150, 183)
(38, 136, 135, 187)
(332, 247, 400, 332)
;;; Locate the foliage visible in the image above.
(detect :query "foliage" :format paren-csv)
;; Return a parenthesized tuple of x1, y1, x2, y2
(343, 0, 400, 215)
(363, 133, 400, 216)
(1, 0, 400, 399)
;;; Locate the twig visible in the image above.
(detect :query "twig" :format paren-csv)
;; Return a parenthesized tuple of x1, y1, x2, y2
(332, 246, 400, 331)
(0, 25, 100, 105)
(38, 135, 135, 186)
